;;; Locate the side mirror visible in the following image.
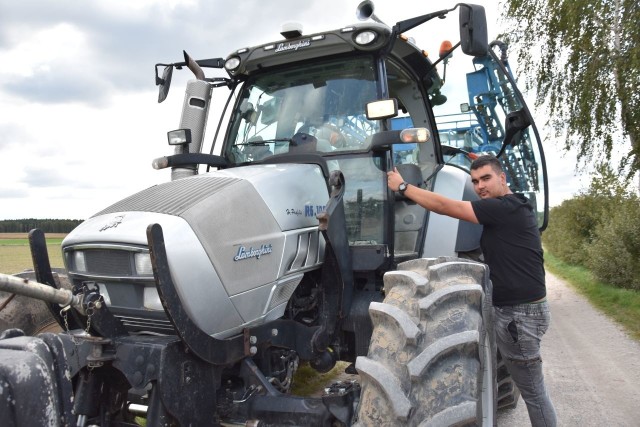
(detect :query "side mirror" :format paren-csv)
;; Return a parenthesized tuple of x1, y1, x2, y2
(260, 98, 279, 125)
(459, 4, 488, 56)
(157, 65, 173, 103)
(496, 110, 530, 157)
(503, 110, 531, 147)
(241, 103, 259, 126)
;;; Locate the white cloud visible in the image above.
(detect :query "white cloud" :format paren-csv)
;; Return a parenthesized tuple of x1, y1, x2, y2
(544, 146, 584, 206)
(0, 0, 580, 219)
(2, 23, 87, 75)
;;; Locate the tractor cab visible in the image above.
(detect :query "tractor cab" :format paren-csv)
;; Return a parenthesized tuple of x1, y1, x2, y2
(219, 53, 439, 269)
(192, 3, 548, 270)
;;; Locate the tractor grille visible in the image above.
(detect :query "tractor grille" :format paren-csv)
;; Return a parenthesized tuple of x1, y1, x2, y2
(115, 315, 175, 334)
(65, 244, 175, 335)
(93, 176, 240, 217)
(83, 249, 133, 276)
(65, 245, 154, 279)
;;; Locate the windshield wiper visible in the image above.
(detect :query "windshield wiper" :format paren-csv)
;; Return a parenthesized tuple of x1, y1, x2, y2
(236, 138, 292, 146)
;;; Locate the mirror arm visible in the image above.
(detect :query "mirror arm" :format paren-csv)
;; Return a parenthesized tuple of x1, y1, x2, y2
(155, 55, 226, 86)
(393, 7, 455, 34)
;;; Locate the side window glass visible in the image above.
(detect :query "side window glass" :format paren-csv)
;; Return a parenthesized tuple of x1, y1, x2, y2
(340, 156, 386, 245)
(386, 60, 437, 182)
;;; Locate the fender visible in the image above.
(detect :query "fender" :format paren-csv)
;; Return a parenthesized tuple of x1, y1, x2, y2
(421, 165, 482, 258)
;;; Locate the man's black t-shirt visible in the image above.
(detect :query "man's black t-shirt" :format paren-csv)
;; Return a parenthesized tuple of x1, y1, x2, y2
(471, 193, 546, 306)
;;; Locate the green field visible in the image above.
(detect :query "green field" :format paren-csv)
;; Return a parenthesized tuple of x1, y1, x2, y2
(0, 233, 66, 274)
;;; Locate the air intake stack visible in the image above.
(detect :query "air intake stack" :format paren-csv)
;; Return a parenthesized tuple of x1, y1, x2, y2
(171, 53, 212, 181)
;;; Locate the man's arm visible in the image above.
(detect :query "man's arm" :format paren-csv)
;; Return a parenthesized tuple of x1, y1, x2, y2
(388, 168, 479, 224)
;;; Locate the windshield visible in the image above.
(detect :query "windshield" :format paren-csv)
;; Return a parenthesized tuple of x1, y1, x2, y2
(224, 57, 380, 164)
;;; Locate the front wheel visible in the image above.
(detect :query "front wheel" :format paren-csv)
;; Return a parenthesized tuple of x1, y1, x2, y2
(355, 257, 497, 426)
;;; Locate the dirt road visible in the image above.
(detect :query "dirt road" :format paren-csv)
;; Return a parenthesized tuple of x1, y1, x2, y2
(497, 271, 640, 426)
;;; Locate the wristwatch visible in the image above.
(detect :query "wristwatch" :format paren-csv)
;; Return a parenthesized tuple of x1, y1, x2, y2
(398, 182, 408, 195)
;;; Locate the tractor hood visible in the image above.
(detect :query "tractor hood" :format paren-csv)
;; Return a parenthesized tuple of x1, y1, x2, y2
(61, 163, 328, 337)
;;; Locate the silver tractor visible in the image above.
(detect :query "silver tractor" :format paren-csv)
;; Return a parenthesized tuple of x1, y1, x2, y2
(0, 2, 547, 425)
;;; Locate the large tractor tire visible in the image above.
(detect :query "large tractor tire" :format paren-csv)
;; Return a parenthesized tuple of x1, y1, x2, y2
(355, 257, 497, 426)
(0, 270, 67, 335)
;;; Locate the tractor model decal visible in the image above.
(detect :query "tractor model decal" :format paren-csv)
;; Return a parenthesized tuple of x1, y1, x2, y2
(304, 205, 326, 217)
(286, 208, 303, 216)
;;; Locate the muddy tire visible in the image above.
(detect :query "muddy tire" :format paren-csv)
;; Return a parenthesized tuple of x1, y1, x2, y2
(355, 257, 497, 426)
(0, 270, 66, 335)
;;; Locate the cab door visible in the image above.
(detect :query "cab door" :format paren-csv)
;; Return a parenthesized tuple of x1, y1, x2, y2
(434, 42, 549, 230)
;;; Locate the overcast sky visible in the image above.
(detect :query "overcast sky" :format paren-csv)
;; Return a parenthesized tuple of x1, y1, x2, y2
(0, 0, 584, 220)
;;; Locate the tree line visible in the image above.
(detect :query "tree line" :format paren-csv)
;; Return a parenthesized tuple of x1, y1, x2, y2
(0, 219, 83, 233)
(542, 164, 640, 291)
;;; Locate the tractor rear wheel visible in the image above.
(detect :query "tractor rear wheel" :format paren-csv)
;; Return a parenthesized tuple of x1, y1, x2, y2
(355, 257, 497, 426)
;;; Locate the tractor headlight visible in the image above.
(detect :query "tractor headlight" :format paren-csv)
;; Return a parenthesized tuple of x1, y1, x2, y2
(73, 251, 87, 273)
(355, 30, 377, 45)
(400, 128, 431, 143)
(167, 129, 192, 146)
(225, 57, 241, 71)
(134, 252, 154, 276)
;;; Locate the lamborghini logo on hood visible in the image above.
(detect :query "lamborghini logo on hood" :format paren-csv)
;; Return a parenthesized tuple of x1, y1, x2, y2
(99, 215, 124, 232)
(234, 244, 273, 261)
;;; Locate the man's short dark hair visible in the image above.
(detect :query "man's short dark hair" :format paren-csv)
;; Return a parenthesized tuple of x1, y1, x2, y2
(470, 155, 504, 174)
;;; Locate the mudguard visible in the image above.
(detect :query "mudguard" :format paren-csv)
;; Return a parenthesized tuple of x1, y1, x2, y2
(0, 335, 65, 426)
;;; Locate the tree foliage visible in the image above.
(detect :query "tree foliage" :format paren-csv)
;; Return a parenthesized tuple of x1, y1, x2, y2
(543, 164, 640, 290)
(0, 219, 82, 233)
(587, 197, 640, 290)
(499, 0, 640, 175)
(543, 196, 602, 264)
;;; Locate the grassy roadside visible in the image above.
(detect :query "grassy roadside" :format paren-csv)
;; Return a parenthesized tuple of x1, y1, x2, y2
(290, 361, 351, 396)
(545, 251, 640, 342)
